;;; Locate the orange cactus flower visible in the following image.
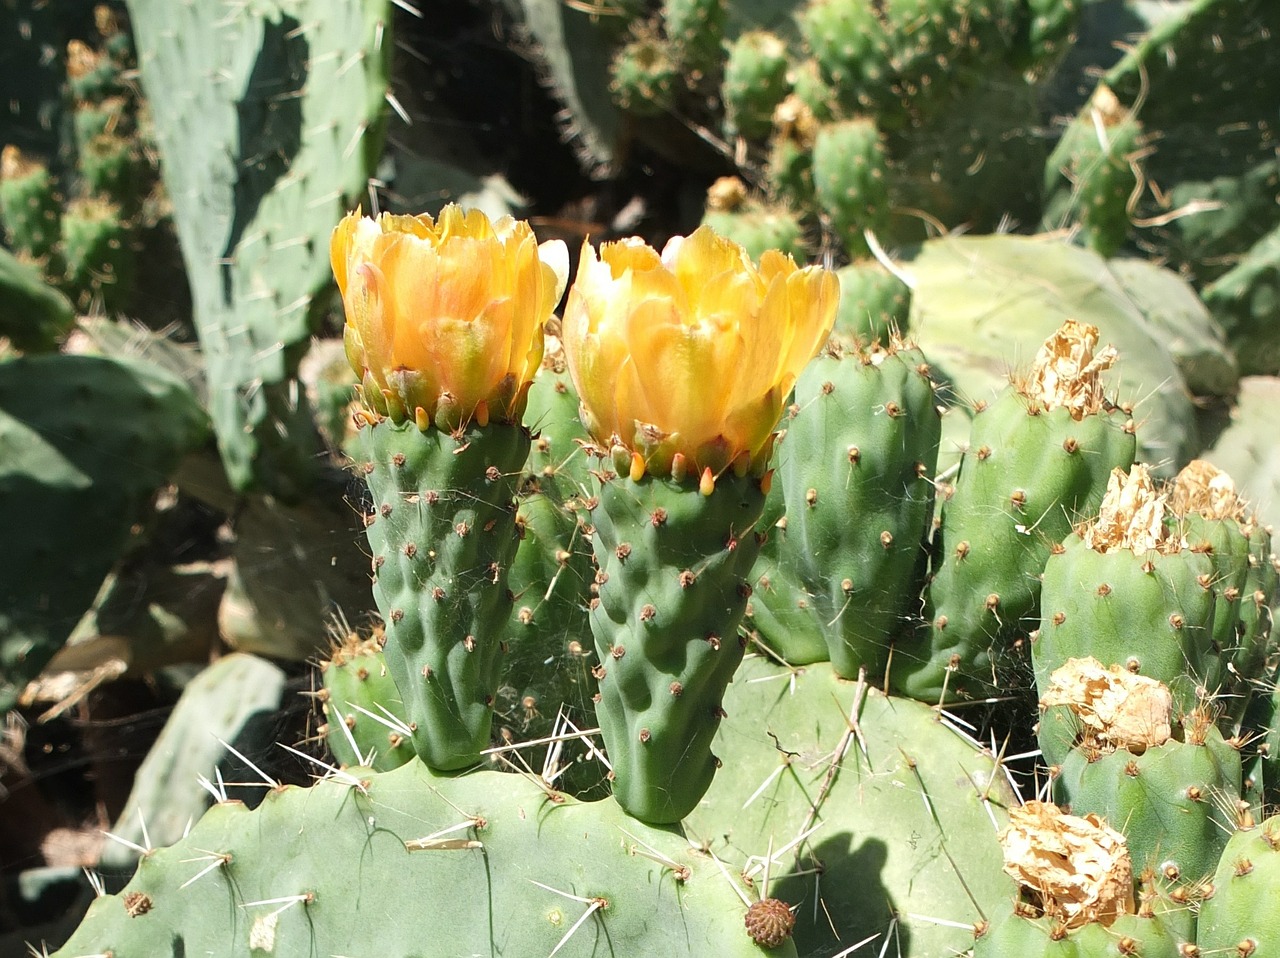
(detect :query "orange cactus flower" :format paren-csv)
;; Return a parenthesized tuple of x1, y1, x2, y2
(331, 206, 568, 430)
(562, 226, 837, 478)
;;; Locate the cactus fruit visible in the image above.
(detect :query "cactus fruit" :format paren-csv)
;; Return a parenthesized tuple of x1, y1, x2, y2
(1033, 465, 1221, 713)
(1168, 461, 1264, 705)
(0, 245, 74, 353)
(1196, 813, 1280, 956)
(1053, 704, 1242, 895)
(1037, 657, 1174, 771)
(976, 802, 1192, 957)
(832, 259, 912, 344)
(811, 117, 888, 258)
(893, 321, 1136, 703)
(0, 146, 61, 261)
(1042, 83, 1145, 257)
(701, 177, 807, 263)
(357, 419, 529, 770)
(59, 196, 134, 312)
(53, 761, 794, 958)
(660, 0, 726, 76)
(722, 31, 790, 141)
(767, 95, 818, 208)
(586, 469, 766, 822)
(610, 32, 679, 117)
(771, 336, 940, 681)
(318, 628, 416, 772)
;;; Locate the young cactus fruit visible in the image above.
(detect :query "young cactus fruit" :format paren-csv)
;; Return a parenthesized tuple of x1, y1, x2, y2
(561, 226, 836, 822)
(1197, 812, 1280, 956)
(1033, 464, 1221, 714)
(1169, 460, 1275, 718)
(893, 320, 1136, 703)
(1043, 84, 1145, 257)
(771, 335, 941, 681)
(1043, 660, 1243, 894)
(333, 206, 568, 771)
(318, 627, 415, 772)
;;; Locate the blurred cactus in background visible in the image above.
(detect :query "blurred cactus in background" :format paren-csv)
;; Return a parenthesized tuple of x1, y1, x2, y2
(2, 2, 1280, 957)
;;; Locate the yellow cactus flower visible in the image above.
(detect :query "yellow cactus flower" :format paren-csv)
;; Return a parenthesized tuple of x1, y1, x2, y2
(331, 205, 568, 430)
(562, 226, 837, 479)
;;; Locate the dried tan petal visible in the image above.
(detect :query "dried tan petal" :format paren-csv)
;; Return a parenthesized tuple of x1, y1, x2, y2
(706, 176, 748, 213)
(323, 626, 385, 671)
(1040, 657, 1173, 753)
(1000, 802, 1134, 929)
(1089, 84, 1135, 129)
(0, 145, 39, 181)
(1168, 460, 1248, 523)
(1020, 320, 1118, 420)
(1080, 465, 1183, 555)
(772, 94, 818, 148)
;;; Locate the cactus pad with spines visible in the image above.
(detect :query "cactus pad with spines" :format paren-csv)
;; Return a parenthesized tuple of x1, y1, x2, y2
(894, 322, 1135, 704)
(53, 761, 793, 958)
(126, 0, 393, 496)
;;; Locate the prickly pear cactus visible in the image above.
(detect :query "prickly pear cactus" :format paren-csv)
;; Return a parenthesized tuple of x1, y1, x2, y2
(1042, 83, 1144, 257)
(125, 0, 393, 496)
(588, 469, 766, 824)
(1197, 814, 1280, 956)
(0, 245, 74, 353)
(1033, 466, 1221, 713)
(54, 762, 793, 958)
(358, 419, 529, 771)
(976, 801, 1194, 958)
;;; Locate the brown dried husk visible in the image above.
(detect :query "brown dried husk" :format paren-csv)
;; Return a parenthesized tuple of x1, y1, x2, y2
(1000, 802, 1134, 929)
(1039, 657, 1173, 753)
(1080, 465, 1183, 555)
(1168, 459, 1249, 524)
(1019, 320, 1118, 420)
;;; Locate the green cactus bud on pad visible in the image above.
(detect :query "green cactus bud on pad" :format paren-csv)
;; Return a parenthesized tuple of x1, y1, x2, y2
(319, 627, 416, 772)
(811, 117, 888, 259)
(0, 145, 60, 261)
(722, 31, 790, 141)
